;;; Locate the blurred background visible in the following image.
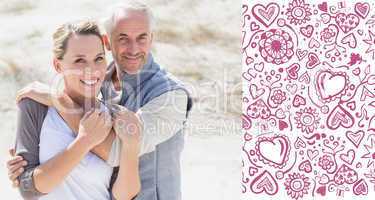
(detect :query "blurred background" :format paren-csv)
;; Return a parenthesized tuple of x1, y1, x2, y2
(0, 0, 241, 199)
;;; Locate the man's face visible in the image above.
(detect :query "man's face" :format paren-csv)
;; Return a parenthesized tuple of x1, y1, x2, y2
(110, 10, 153, 74)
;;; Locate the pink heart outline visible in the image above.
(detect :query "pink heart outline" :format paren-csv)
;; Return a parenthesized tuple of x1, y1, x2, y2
(255, 135, 291, 168)
(251, 3, 280, 27)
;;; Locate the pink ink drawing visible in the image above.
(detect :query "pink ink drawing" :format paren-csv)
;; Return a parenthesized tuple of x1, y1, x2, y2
(242, 0, 375, 198)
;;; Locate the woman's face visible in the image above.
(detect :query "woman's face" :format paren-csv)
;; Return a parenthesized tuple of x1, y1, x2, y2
(55, 34, 106, 100)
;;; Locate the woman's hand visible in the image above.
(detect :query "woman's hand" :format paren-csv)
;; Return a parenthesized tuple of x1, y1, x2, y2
(78, 108, 113, 149)
(16, 81, 55, 106)
(112, 105, 142, 151)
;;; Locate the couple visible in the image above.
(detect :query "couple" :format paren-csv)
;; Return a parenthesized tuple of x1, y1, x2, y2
(6, 2, 192, 200)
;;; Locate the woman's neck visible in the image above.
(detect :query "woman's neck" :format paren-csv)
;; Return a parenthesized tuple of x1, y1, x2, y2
(64, 89, 99, 112)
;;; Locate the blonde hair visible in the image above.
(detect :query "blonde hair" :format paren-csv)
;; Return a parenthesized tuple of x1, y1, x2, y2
(103, 1, 155, 37)
(53, 20, 104, 60)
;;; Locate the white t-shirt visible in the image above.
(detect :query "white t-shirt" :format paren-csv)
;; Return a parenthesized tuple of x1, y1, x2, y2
(38, 107, 113, 200)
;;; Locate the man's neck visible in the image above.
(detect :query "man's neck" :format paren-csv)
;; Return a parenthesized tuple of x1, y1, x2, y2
(111, 67, 122, 91)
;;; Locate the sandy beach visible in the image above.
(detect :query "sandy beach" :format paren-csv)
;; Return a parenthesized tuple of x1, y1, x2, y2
(0, 0, 241, 199)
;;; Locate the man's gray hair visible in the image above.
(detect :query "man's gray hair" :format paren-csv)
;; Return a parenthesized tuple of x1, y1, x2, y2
(103, 1, 155, 37)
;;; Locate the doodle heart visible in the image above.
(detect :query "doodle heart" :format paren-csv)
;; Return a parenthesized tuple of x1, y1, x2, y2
(306, 52, 320, 69)
(335, 13, 360, 34)
(318, 2, 328, 13)
(345, 130, 365, 148)
(278, 120, 289, 131)
(300, 25, 314, 38)
(307, 149, 319, 161)
(286, 83, 298, 95)
(339, 149, 355, 165)
(298, 160, 312, 173)
(353, 179, 368, 195)
(354, 2, 370, 19)
(327, 104, 355, 130)
(315, 70, 349, 103)
(294, 137, 306, 149)
(242, 67, 257, 82)
(292, 94, 306, 108)
(296, 49, 308, 61)
(247, 99, 271, 119)
(250, 84, 265, 99)
(286, 63, 300, 80)
(308, 38, 321, 49)
(255, 135, 291, 169)
(250, 170, 279, 195)
(251, 3, 280, 27)
(341, 33, 357, 48)
(298, 72, 310, 84)
(334, 164, 358, 185)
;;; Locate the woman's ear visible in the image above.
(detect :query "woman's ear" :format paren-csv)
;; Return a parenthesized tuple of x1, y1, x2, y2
(53, 58, 62, 73)
(102, 35, 111, 51)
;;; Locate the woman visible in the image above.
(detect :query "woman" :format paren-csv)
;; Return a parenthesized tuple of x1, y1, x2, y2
(14, 20, 141, 200)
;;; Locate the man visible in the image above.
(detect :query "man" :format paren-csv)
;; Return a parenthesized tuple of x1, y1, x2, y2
(7, 1, 192, 200)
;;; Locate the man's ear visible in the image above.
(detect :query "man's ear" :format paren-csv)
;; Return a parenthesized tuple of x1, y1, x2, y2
(53, 58, 62, 73)
(102, 35, 111, 51)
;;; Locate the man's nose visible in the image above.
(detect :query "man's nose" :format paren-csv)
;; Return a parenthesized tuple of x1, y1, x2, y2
(127, 41, 139, 55)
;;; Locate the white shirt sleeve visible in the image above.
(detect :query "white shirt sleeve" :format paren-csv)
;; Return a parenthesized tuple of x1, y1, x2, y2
(107, 89, 188, 167)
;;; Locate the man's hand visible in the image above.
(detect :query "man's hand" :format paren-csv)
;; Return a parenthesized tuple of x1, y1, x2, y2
(16, 81, 53, 106)
(6, 149, 27, 188)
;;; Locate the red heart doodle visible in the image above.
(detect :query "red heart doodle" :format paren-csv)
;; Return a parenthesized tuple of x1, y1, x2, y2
(300, 25, 314, 38)
(315, 70, 348, 102)
(334, 164, 358, 185)
(327, 105, 355, 130)
(247, 99, 271, 119)
(345, 130, 364, 148)
(292, 94, 306, 107)
(355, 2, 370, 19)
(335, 13, 360, 33)
(298, 160, 312, 173)
(287, 63, 300, 80)
(318, 2, 328, 12)
(278, 120, 288, 131)
(255, 135, 291, 168)
(341, 33, 357, 48)
(296, 49, 308, 61)
(316, 185, 326, 196)
(250, 170, 278, 195)
(306, 52, 320, 69)
(251, 3, 280, 27)
(340, 149, 355, 165)
(353, 179, 368, 195)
